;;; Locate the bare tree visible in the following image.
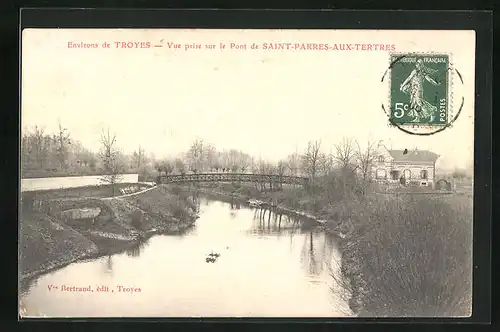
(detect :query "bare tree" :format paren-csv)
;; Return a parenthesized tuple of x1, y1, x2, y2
(174, 158, 186, 175)
(333, 137, 360, 195)
(155, 160, 174, 176)
(334, 137, 357, 171)
(286, 152, 301, 176)
(318, 152, 335, 176)
(54, 120, 71, 171)
(217, 149, 252, 173)
(204, 144, 217, 172)
(132, 146, 146, 169)
(276, 160, 287, 189)
(21, 131, 33, 170)
(99, 128, 124, 196)
(187, 139, 205, 172)
(356, 139, 377, 181)
(71, 141, 85, 168)
(227, 149, 240, 172)
(256, 159, 273, 191)
(302, 140, 323, 186)
(31, 126, 49, 169)
(239, 153, 252, 173)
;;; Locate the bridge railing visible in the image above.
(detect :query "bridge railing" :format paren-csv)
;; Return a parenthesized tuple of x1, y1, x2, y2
(157, 172, 309, 186)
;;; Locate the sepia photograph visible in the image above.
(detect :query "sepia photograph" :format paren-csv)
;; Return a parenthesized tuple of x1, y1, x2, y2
(19, 28, 474, 318)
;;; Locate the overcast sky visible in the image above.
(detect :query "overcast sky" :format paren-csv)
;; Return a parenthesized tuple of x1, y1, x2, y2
(21, 29, 475, 170)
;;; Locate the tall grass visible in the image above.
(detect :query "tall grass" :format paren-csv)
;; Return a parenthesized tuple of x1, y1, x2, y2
(346, 194, 472, 317)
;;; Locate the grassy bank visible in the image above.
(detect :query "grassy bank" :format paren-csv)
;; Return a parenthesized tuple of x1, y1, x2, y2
(200, 179, 473, 317)
(19, 213, 99, 282)
(23, 182, 150, 200)
(339, 193, 472, 317)
(19, 185, 198, 284)
(21, 169, 138, 179)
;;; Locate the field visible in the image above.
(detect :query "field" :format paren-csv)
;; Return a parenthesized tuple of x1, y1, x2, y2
(22, 183, 151, 201)
(21, 169, 138, 179)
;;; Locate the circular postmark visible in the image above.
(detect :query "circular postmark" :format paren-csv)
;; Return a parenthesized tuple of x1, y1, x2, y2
(381, 53, 464, 136)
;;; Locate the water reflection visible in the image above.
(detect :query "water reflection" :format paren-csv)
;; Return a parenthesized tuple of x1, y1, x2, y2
(230, 200, 241, 210)
(20, 198, 351, 317)
(103, 255, 113, 276)
(251, 207, 301, 236)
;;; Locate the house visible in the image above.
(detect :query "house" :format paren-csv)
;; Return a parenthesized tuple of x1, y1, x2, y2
(371, 141, 440, 188)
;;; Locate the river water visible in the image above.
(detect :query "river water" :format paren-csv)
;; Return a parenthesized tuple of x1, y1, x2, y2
(20, 198, 352, 317)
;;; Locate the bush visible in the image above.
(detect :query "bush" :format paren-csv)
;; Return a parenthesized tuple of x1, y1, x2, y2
(130, 209, 144, 229)
(348, 195, 472, 317)
(169, 200, 191, 220)
(170, 185, 183, 196)
(451, 169, 467, 180)
(138, 164, 156, 182)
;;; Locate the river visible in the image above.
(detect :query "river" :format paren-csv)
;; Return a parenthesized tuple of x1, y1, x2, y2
(20, 198, 352, 317)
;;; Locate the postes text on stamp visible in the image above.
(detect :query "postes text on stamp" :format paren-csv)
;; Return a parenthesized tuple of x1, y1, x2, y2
(389, 54, 450, 127)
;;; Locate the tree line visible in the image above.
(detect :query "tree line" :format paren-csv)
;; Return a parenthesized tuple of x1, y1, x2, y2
(155, 137, 379, 191)
(21, 123, 382, 187)
(21, 123, 135, 178)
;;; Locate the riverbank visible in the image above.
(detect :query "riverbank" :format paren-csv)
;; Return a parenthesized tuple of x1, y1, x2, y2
(194, 183, 335, 229)
(342, 193, 472, 316)
(194, 182, 473, 317)
(19, 185, 198, 285)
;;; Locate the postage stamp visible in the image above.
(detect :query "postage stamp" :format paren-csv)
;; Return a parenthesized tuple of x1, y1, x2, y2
(388, 53, 452, 128)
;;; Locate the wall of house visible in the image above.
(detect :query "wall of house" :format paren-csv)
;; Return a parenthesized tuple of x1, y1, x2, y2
(369, 143, 437, 187)
(371, 144, 394, 180)
(371, 163, 435, 186)
(386, 163, 435, 186)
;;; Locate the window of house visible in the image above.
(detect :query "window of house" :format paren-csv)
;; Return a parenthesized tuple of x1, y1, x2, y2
(376, 169, 387, 179)
(378, 155, 385, 163)
(390, 170, 400, 180)
(421, 170, 428, 180)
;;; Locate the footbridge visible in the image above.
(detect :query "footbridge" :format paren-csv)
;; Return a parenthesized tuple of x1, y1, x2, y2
(157, 173, 309, 186)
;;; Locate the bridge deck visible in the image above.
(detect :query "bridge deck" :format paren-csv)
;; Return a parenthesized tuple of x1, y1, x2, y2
(158, 173, 309, 185)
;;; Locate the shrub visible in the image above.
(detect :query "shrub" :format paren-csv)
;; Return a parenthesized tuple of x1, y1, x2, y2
(130, 209, 144, 229)
(451, 169, 467, 180)
(348, 195, 472, 317)
(170, 185, 183, 196)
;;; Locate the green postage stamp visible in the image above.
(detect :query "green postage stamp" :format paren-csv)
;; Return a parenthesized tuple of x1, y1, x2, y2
(389, 53, 451, 127)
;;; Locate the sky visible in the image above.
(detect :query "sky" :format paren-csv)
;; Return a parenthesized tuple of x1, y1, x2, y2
(21, 29, 475, 171)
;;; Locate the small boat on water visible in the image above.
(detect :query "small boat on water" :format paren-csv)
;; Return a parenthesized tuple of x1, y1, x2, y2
(208, 251, 221, 258)
(205, 257, 216, 263)
(205, 251, 220, 263)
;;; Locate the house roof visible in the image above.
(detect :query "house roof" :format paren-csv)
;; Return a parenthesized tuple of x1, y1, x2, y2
(388, 149, 440, 162)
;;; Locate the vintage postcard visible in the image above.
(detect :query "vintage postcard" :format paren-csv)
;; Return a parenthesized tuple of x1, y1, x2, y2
(19, 28, 475, 318)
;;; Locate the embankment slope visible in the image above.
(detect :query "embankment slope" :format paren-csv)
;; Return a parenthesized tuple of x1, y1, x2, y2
(20, 185, 197, 282)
